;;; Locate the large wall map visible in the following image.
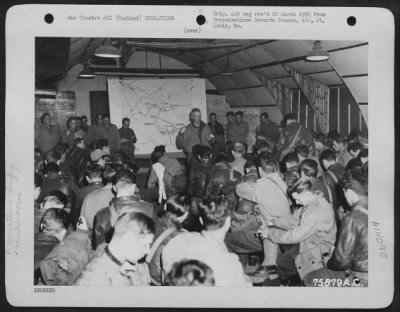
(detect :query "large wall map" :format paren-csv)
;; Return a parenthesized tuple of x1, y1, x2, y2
(108, 79, 207, 154)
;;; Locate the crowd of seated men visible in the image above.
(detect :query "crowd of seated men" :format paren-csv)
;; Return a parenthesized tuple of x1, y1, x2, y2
(33, 111, 368, 287)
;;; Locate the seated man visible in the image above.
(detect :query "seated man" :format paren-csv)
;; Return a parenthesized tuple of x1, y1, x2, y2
(34, 208, 70, 283)
(91, 169, 154, 250)
(320, 149, 347, 215)
(80, 164, 119, 232)
(35, 190, 68, 234)
(186, 145, 213, 199)
(64, 137, 91, 185)
(299, 159, 330, 204)
(229, 142, 247, 175)
(162, 196, 252, 286)
(295, 144, 310, 164)
(204, 153, 241, 210)
(225, 152, 298, 285)
(76, 164, 104, 211)
(38, 163, 79, 226)
(147, 145, 186, 201)
(332, 136, 352, 168)
(258, 178, 336, 283)
(90, 139, 111, 167)
(75, 211, 155, 286)
(304, 166, 368, 287)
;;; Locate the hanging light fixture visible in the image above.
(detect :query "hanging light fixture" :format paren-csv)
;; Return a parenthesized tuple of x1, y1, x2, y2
(78, 62, 96, 79)
(221, 56, 234, 76)
(305, 40, 330, 62)
(94, 38, 122, 58)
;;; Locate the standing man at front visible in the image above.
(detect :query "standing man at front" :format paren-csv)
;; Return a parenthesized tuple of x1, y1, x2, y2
(230, 111, 249, 147)
(119, 117, 137, 160)
(176, 108, 214, 168)
(103, 115, 121, 153)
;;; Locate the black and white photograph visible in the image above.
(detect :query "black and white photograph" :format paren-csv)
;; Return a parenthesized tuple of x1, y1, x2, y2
(5, 5, 395, 308)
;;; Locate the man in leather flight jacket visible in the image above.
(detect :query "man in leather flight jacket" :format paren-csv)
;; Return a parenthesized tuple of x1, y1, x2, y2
(92, 169, 154, 250)
(303, 166, 368, 287)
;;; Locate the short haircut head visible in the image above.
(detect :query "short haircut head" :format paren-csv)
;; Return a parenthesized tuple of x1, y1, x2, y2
(86, 163, 104, 179)
(112, 168, 136, 186)
(54, 142, 69, 156)
(289, 178, 313, 195)
(113, 211, 155, 238)
(66, 116, 78, 128)
(40, 113, 50, 124)
(258, 151, 276, 173)
(348, 142, 363, 153)
(42, 162, 60, 175)
(320, 149, 337, 163)
(359, 148, 368, 158)
(197, 145, 212, 161)
(295, 144, 309, 158)
(333, 136, 347, 145)
(44, 150, 61, 164)
(313, 133, 329, 146)
(158, 194, 190, 226)
(80, 115, 87, 121)
(166, 259, 215, 286)
(346, 158, 364, 171)
(74, 137, 85, 147)
(191, 108, 201, 115)
(93, 139, 109, 150)
(327, 130, 340, 142)
(41, 190, 69, 207)
(235, 111, 243, 117)
(109, 152, 128, 165)
(209, 112, 216, 118)
(281, 152, 300, 173)
(197, 196, 230, 230)
(40, 208, 70, 233)
(340, 166, 368, 197)
(151, 145, 166, 163)
(347, 128, 361, 142)
(102, 164, 121, 184)
(122, 117, 130, 123)
(226, 111, 234, 117)
(282, 152, 300, 165)
(255, 141, 271, 154)
(260, 112, 269, 119)
(299, 159, 319, 178)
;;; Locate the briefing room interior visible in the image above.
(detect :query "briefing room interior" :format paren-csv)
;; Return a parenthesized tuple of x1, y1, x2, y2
(34, 38, 368, 287)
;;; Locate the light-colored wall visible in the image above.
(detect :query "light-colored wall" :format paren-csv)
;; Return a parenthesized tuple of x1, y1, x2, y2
(56, 51, 284, 127)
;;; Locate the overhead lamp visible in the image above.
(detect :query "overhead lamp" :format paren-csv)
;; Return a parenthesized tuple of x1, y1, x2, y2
(305, 40, 329, 62)
(78, 63, 96, 79)
(221, 56, 234, 76)
(94, 39, 122, 58)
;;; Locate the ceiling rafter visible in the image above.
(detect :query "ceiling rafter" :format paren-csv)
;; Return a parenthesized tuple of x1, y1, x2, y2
(189, 40, 276, 67)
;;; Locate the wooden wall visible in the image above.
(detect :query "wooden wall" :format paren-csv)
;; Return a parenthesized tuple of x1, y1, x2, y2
(290, 86, 368, 136)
